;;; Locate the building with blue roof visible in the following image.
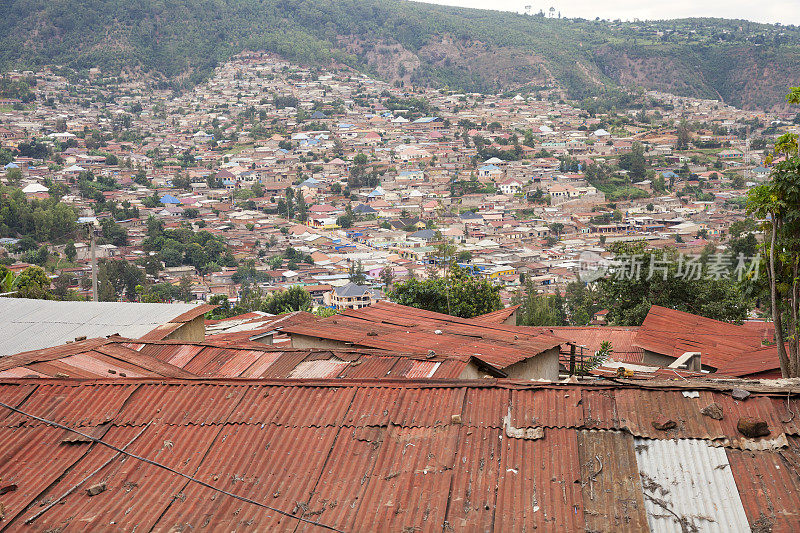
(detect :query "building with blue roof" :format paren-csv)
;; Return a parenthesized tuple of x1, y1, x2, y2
(159, 194, 181, 205)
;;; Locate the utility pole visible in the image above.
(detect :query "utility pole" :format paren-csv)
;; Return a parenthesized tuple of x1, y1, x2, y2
(83, 222, 99, 302)
(90, 227, 98, 302)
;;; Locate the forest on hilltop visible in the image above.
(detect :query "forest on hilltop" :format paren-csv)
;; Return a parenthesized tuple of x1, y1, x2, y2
(1, 0, 799, 108)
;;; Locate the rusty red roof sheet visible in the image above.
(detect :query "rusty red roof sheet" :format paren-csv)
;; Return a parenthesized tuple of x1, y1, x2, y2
(525, 325, 643, 362)
(0, 378, 799, 531)
(0, 337, 478, 380)
(473, 304, 520, 324)
(714, 344, 782, 377)
(634, 305, 772, 370)
(138, 303, 217, 340)
(283, 301, 565, 369)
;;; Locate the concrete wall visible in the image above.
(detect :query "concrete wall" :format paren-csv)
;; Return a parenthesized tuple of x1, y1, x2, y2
(289, 334, 355, 350)
(503, 347, 560, 381)
(642, 350, 677, 368)
(164, 315, 206, 343)
(291, 334, 560, 381)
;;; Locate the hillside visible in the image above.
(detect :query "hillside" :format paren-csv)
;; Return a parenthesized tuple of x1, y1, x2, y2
(1, 0, 799, 108)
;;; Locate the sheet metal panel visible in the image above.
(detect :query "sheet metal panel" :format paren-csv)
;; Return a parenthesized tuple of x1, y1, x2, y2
(581, 388, 619, 429)
(0, 425, 93, 524)
(55, 351, 154, 378)
(511, 388, 584, 428)
(406, 360, 441, 378)
(0, 299, 198, 355)
(431, 359, 469, 379)
(710, 392, 790, 447)
(257, 350, 312, 379)
(343, 386, 466, 428)
(231, 385, 356, 427)
(0, 338, 109, 371)
(113, 383, 250, 426)
(0, 382, 38, 408)
(181, 346, 236, 375)
(239, 350, 283, 378)
(350, 424, 460, 532)
(287, 359, 350, 379)
(616, 389, 725, 439)
(5, 383, 137, 428)
(727, 444, 800, 531)
(577, 430, 649, 532)
(94, 344, 197, 378)
(25, 357, 111, 379)
(496, 427, 585, 531)
(339, 356, 401, 378)
(155, 424, 337, 532)
(29, 424, 221, 532)
(297, 426, 386, 532)
(775, 397, 800, 436)
(9, 425, 142, 529)
(634, 437, 750, 533)
(161, 343, 205, 367)
(443, 425, 503, 531)
(462, 387, 507, 428)
(211, 349, 271, 377)
(0, 367, 47, 378)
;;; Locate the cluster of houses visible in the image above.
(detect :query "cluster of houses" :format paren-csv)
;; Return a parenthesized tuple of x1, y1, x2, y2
(0, 52, 796, 308)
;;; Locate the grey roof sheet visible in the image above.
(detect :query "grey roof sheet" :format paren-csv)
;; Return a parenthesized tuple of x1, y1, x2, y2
(335, 282, 370, 297)
(634, 437, 750, 533)
(0, 299, 201, 356)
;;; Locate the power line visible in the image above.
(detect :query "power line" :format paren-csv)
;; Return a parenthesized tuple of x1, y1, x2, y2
(0, 400, 344, 532)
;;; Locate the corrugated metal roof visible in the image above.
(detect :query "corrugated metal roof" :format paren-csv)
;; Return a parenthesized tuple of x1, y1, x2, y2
(282, 301, 565, 370)
(726, 436, 800, 531)
(0, 379, 799, 531)
(0, 299, 207, 356)
(527, 325, 643, 363)
(634, 305, 774, 371)
(473, 305, 519, 324)
(287, 359, 350, 378)
(634, 437, 750, 533)
(578, 429, 649, 531)
(496, 427, 585, 531)
(1, 337, 475, 380)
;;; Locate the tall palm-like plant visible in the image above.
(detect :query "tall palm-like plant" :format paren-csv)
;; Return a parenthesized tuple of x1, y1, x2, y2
(0, 270, 18, 296)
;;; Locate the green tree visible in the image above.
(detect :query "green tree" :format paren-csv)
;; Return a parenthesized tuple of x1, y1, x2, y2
(548, 223, 564, 237)
(98, 259, 144, 301)
(389, 264, 501, 318)
(514, 285, 567, 326)
(348, 260, 367, 284)
(565, 281, 599, 325)
(14, 266, 51, 299)
(64, 240, 77, 262)
(596, 242, 750, 325)
(677, 120, 691, 150)
(262, 286, 312, 314)
(618, 142, 647, 181)
(100, 218, 128, 247)
(379, 266, 394, 287)
(747, 92, 800, 376)
(337, 213, 353, 228)
(5, 168, 22, 186)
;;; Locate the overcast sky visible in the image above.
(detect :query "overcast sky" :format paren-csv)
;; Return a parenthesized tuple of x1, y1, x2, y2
(418, 0, 800, 26)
